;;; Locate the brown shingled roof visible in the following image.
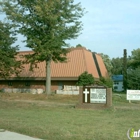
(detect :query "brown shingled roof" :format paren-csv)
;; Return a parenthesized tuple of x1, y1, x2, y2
(14, 47, 108, 80)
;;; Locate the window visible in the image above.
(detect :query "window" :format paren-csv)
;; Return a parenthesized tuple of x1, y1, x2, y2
(25, 81, 30, 87)
(114, 82, 119, 85)
(58, 82, 63, 90)
(114, 86, 118, 89)
(8, 81, 12, 86)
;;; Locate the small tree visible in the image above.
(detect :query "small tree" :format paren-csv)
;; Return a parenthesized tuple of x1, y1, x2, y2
(76, 71, 94, 86)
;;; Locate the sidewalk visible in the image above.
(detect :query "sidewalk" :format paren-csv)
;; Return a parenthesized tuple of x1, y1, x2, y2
(0, 130, 43, 140)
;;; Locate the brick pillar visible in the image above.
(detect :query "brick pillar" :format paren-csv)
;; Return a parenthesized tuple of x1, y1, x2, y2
(106, 88, 112, 107)
(79, 86, 83, 104)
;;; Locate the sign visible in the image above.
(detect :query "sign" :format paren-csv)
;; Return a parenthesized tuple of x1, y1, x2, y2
(83, 87, 106, 104)
(127, 90, 140, 100)
(90, 88, 106, 103)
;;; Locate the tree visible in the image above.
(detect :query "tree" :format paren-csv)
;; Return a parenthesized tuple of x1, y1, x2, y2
(76, 44, 82, 47)
(0, 21, 21, 78)
(99, 77, 113, 88)
(76, 71, 94, 86)
(127, 68, 140, 89)
(128, 48, 140, 69)
(126, 48, 140, 90)
(123, 49, 127, 91)
(100, 53, 113, 76)
(111, 57, 123, 75)
(1, 0, 85, 94)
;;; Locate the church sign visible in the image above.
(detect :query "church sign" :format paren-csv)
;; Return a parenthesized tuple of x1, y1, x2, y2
(83, 86, 107, 104)
(127, 90, 140, 100)
(77, 86, 112, 109)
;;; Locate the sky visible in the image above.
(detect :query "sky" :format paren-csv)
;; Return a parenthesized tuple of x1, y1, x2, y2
(1, 0, 140, 58)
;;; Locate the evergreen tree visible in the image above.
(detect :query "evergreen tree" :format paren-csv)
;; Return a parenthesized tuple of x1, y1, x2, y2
(123, 49, 127, 91)
(1, 0, 85, 94)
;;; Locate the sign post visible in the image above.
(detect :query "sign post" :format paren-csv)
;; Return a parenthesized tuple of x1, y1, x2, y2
(77, 86, 112, 109)
(127, 90, 140, 103)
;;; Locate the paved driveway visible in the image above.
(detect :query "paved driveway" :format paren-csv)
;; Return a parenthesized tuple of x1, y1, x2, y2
(0, 130, 43, 140)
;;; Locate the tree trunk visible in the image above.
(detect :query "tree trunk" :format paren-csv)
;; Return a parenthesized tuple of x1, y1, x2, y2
(45, 58, 51, 94)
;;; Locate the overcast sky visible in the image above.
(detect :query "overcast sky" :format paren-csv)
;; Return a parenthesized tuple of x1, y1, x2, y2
(1, 0, 140, 58)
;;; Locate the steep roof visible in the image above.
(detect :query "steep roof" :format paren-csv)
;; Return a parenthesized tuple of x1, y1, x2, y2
(95, 53, 108, 77)
(13, 47, 108, 80)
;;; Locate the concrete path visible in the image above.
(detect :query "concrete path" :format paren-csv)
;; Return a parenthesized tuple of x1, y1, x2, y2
(0, 130, 43, 140)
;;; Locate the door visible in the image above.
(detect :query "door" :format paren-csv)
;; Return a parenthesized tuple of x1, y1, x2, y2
(58, 82, 63, 90)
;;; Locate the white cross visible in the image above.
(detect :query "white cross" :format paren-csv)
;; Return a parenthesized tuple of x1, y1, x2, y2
(83, 88, 89, 103)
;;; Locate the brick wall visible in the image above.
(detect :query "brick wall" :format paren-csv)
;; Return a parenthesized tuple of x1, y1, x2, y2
(0, 80, 77, 92)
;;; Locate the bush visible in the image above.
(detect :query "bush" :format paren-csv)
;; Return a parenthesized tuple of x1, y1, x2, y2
(76, 71, 94, 86)
(99, 77, 113, 88)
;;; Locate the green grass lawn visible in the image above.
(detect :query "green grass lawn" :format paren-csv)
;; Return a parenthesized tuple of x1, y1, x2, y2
(0, 93, 140, 140)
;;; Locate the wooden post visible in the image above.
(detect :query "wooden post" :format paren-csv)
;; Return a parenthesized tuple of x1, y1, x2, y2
(79, 86, 83, 104)
(106, 88, 112, 107)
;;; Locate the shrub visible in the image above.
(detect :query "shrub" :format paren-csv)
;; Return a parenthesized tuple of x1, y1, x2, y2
(76, 71, 94, 86)
(99, 77, 113, 88)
